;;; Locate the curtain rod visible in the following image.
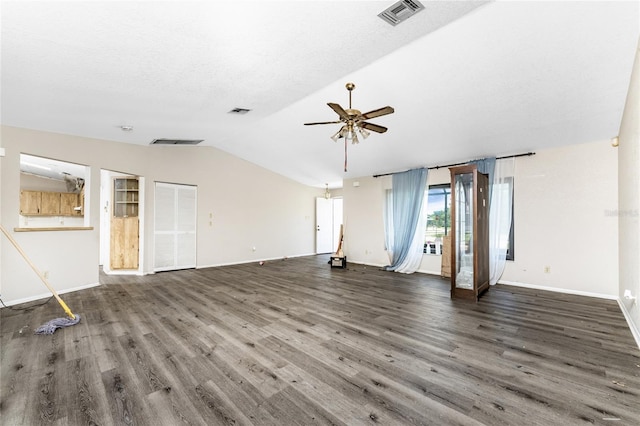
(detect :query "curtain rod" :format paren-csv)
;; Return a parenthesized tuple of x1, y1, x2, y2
(372, 152, 535, 178)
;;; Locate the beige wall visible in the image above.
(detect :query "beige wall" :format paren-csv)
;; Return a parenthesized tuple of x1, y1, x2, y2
(1, 126, 319, 304)
(501, 141, 618, 297)
(618, 39, 640, 344)
(344, 140, 619, 298)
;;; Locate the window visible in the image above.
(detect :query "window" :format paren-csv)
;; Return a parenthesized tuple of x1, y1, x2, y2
(493, 177, 515, 261)
(423, 179, 515, 260)
(424, 184, 451, 254)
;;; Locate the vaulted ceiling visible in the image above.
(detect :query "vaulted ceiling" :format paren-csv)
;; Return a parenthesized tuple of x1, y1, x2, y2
(2, 1, 638, 188)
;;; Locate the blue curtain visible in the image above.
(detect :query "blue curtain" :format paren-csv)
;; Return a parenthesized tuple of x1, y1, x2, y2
(470, 157, 496, 203)
(384, 168, 428, 272)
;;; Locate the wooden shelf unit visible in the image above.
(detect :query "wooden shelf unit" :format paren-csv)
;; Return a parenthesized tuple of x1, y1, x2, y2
(113, 177, 139, 218)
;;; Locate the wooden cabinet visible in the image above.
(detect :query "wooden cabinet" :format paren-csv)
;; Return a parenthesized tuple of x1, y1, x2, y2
(60, 192, 80, 215)
(111, 216, 139, 269)
(111, 177, 139, 270)
(114, 178, 139, 217)
(450, 165, 490, 301)
(20, 190, 41, 215)
(20, 190, 82, 216)
(41, 192, 61, 215)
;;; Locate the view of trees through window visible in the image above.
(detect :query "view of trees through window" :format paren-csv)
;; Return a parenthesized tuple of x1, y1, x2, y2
(424, 180, 514, 260)
(424, 184, 451, 254)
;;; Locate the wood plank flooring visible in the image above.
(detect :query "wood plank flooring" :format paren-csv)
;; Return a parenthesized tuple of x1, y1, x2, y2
(2, 255, 639, 425)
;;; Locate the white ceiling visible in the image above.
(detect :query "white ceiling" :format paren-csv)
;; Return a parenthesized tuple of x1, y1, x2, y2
(2, 1, 638, 188)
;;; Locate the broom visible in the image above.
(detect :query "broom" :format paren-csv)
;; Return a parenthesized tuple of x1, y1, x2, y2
(0, 224, 80, 334)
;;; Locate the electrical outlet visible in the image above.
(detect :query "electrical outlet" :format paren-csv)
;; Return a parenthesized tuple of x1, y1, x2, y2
(544, 266, 550, 274)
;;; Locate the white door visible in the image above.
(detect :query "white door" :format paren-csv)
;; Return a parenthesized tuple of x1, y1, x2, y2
(332, 198, 343, 251)
(316, 197, 333, 253)
(154, 182, 197, 272)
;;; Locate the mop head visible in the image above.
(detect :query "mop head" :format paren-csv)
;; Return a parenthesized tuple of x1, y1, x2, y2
(35, 315, 81, 335)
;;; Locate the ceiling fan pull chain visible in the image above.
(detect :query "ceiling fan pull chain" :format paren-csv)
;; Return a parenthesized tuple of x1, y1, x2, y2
(344, 139, 348, 172)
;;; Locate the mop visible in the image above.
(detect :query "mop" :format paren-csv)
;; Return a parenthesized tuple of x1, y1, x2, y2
(0, 225, 80, 334)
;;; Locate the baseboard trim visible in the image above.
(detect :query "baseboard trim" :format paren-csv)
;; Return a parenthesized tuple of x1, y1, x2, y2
(617, 299, 640, 350)
(417, 268, 444, 276)
(346, 259, 387, 268)
(197, 253, 317, 270)
(497, 279, 617, 300)
(2, 281, 101, 307)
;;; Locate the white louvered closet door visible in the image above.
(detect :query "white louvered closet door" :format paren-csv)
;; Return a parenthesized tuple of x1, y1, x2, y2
(154, 182, 197, 272)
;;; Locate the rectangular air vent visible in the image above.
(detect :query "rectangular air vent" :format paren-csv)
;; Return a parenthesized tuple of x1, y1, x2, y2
(378, 0, 425, 26)
(229, 107, 251, 114)
(150, 139, 204, 145)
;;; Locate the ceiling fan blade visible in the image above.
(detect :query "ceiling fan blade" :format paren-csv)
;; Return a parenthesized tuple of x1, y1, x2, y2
(328, 103, 350, 121)
(360, 122, 388, 133)
(304, 120, 343, 126)
(361, 106, 394, 120)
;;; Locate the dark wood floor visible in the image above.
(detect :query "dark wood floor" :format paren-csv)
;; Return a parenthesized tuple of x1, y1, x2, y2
(1, 255, 639, 425)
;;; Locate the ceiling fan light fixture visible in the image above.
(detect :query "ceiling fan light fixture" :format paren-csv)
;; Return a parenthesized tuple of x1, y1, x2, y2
(330, 128, 343, 142)
(358, 126, 370, 139)
(349, 130, 359, 145)
(344, 124, 359, 144)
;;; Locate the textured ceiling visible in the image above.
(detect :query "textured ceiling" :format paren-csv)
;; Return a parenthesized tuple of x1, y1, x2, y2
(2, 1, 638, 188)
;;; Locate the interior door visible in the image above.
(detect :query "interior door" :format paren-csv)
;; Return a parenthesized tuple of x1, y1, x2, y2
(332, 198, 343, 251)
(154, 182, 197, 272)
(111, 216, 139, 269)
(316, 197, 333, 253)
(110, 177, 139, 270)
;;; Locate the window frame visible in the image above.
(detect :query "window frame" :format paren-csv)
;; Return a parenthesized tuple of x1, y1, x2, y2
(424, 183, 451, 255)
(424, 179, 515, 261)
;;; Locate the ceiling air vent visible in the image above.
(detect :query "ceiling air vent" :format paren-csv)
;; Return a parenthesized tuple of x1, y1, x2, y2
(150, 138, 204, 145)
(229, 107, 251, 114)
(378, 0, 425, 26)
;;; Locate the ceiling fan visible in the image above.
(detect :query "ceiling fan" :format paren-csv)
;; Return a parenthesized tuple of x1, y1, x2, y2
(304, 82, 394, 171)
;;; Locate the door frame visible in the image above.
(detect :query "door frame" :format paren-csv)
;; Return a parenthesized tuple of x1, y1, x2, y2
(316, 197, 343, 254)
(316, 197, 333, 254)
(153, 181, 197, 272)
(99, 169, 145, 275)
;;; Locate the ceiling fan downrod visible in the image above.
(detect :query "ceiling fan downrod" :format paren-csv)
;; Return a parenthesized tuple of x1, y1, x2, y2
(346, 82, 355, 109)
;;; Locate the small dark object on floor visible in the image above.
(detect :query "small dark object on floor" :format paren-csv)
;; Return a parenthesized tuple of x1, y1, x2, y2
(330, 256, 346, 268)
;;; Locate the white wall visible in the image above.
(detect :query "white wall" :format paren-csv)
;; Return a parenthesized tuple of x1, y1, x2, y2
(344, 140, 619, 297)
(343, 175, 390, 266)
(618, 40, 640, 344)
(1, 126, 320, 304)
(501, 141, 618, 297)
